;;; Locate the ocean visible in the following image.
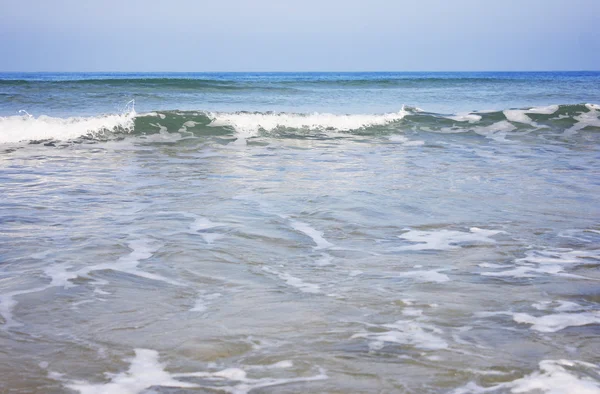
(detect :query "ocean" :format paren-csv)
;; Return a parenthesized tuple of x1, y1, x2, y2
(1, 72, 599, 393)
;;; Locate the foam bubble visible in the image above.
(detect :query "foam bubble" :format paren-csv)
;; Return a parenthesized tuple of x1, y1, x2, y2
(481, 249, 599, 279)
(59, 349, 196, 394)
(566, 104, 600, 135)
(353, 320, 448, 351)
(0, 112, 135, 143)
(396, 227, 502, 251)
(451, 360, 600, 394)
(478, 300, 600, 333)
(52, 349, 326, 394)
(512, 311, 600, 333)
(532, 301, 586, 312)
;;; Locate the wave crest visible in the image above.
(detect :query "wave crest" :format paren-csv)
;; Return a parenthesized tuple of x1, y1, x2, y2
(1, 103, 598, 145)
(0, 112, 135, 144)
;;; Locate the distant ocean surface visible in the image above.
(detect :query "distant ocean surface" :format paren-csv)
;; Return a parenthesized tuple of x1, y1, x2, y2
(1, 72, 600, 393)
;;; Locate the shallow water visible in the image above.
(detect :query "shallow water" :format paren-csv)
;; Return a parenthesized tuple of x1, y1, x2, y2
(1, 73, 600, 393)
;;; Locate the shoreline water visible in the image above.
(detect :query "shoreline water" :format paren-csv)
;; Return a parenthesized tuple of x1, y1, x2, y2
(1, 72, 599, 393)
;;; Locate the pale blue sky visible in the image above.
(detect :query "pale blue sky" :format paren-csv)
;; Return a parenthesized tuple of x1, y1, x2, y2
(1, 0, 599, 71)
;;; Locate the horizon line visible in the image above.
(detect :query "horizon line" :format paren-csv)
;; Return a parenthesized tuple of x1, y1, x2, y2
(1, 70, 599, 74)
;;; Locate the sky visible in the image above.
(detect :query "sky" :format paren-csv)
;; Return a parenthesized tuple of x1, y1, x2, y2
(0, 0, 599, 72)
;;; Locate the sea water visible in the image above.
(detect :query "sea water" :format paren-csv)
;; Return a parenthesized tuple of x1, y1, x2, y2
(1, 72, 599, 393)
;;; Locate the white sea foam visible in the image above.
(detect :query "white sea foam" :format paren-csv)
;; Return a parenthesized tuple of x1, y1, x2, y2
(388, 135, 425, 145)
(566, 104, 600, 135)
(478, 299, 600, 333)
(480, 249, 599, 279)
(208, 109, 409, 143)
(402, 308, 424, 317)
(393, 270, 450, 283)
(58, 349, 197, 394)
(180, 212, 228, 243)
(439, 120, 517, 140)
(262, 267, 321, 294)
(512, 311, 600, 332)
(191, 292, 222, 313)
(472, 121, 518, 140)
(526, 105, 560, 115)
(51, 348, 326, 394)
(558, 229, 600, 243)
(0, 285, 48, 328)
(504, 110, 536, 125)
(447, 113, 482, 123)
(503, 105, 559, 127)
(0, 112, 135, 143)
(266, 360, 294, 369)
(60, 239, 181, 286)
(290, 221, 333, 250)
(532, 300, 586, 312)
(451, 360, 600, 394)
(315, 253, 334, 267)
(478, 263, 513, 269)
(395, 227, 502, 251)
(0, 239, 183, 328)
(353, 320, 448, 351)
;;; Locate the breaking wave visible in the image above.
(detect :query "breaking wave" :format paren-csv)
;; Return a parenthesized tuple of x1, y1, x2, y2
(0, 104, 599, 145)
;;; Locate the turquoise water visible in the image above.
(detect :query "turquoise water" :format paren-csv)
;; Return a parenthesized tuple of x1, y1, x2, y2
(1, 71, 600, 116)
(1, 72, 600, 393)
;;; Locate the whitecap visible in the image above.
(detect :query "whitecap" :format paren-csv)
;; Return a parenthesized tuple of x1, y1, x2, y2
(207, 109, 409, 144)
(0, 111, 135, 143)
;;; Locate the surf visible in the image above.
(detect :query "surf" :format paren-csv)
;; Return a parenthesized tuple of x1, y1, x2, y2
(0, 103, 598, 145)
